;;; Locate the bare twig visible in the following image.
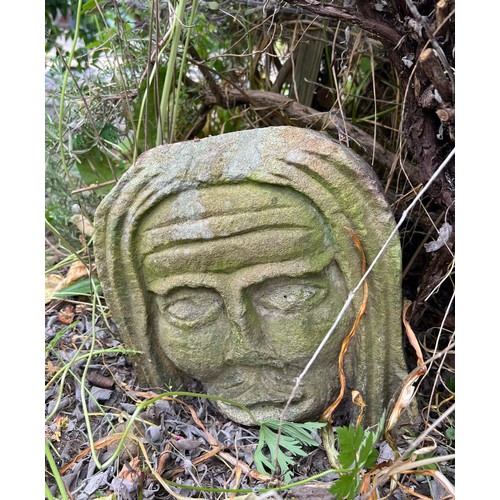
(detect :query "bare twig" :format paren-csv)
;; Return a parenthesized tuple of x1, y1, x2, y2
(287, 0, 402, 46)
(71, 180, 117, 194)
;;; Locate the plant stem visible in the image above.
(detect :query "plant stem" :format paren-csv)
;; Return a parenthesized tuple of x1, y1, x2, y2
(45, 440, 70, 500)
(45, 482, 55, 500)
(170, 0, 199, 142)
(156, 0, 188, 145)
(57, 0, 84, 192)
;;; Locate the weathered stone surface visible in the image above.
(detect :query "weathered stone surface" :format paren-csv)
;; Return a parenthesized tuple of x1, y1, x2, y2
(94, 126, 409, 426)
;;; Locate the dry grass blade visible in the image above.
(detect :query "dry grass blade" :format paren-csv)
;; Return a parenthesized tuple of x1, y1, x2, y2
(165, 445, 223, 479)
(366, 404, 455, 497)
(119, 384, 273, 482)
(385, 301, 427, 436)
(321, 226, 368, 424)
(385, 465, 455, 499)
(402, 301, 425, 366)
(229, 465, 243, 500)
(59, 433, 126, 475)
(393, 480, 433, 500)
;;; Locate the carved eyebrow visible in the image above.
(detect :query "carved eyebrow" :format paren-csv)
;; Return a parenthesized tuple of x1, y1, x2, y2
(141, 225, 325, 275)
(141, 223, 315, 256)
(144, 253, 334, 296)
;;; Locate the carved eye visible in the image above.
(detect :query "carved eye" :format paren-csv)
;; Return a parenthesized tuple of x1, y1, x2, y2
(258, 283, 327, 312)
(157, 288, 223, 328)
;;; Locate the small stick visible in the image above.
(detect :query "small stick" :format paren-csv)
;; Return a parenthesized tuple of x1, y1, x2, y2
(71, 180, 117, 194)
(86, 371, 115, 389)
(436, 107, 455, 123)
(419, 48, 453, 103)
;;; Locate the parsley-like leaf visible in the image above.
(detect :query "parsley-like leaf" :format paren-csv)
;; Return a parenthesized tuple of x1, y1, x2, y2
(253, 420, 326, 483)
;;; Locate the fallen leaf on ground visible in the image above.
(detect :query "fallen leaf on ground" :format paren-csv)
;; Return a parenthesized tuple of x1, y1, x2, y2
(45, 260, 94, 303)
(57, 303, 75, 324)
(45, 359, 61, 378)
(117, 456, 141, 482)
(65, 260, 91, 284)
(171, 438, 202, 451)
(45, 274, 64, 303)
(110, 456, 141, 499)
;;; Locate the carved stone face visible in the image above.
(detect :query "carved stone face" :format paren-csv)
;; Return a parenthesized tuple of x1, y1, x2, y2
(138, 183, 354, 423)
(94, 126, 410, 428)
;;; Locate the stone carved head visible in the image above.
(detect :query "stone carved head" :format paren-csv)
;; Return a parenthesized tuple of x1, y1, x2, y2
(94, 126, 409, 426)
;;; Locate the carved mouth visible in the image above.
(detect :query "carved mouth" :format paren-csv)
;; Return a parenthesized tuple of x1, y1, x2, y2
(214, 394, 316, 425)
(232, 390, 304, 408)
(208, 367, 305, 407)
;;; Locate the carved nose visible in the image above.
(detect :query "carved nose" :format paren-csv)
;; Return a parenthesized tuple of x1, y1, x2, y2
(222, 295, 272, 363)
(225, 293, 260, 335)
(224, 292, 283, 368)
(224, 315, 268, 363)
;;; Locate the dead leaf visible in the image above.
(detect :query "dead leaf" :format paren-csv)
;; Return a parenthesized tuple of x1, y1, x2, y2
(117, 456, 141, 482)
(171, 438, 202, 451)
(70, 214, 95, 237)
(45, 360, 61, 378)
(156, 443, 172, 476)
(112, 456, 142, 497)
(45, 260, 93, 303)
(45, 274, 64, 304)
(57, 303, 75, 324)
(65, 260, 90, 284)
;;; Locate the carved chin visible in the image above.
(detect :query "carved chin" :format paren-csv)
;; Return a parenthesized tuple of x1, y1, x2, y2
(213, 396, 324, 425)
(205, 365, 336, 424)
(208, 380, 332, 425)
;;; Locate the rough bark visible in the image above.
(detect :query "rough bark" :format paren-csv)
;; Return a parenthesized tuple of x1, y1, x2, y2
(285, 0, 455, 214)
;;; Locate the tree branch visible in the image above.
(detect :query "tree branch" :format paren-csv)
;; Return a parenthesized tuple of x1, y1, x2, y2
(285, 0, 403, 46)
(201, 87, 412, 178)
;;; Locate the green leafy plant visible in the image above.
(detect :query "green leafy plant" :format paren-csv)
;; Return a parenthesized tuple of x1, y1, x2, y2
(445, 426, 455, 441)
(53, 277, 101, 298)
(328, 413, 385, 500)
(254, 420, 326, 483)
